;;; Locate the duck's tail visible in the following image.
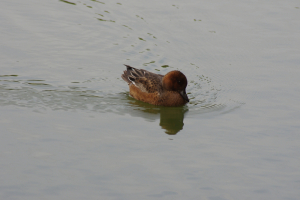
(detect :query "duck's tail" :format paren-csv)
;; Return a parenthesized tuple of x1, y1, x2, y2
(121, 64, 133, 84)
(121, 64, 144, 85)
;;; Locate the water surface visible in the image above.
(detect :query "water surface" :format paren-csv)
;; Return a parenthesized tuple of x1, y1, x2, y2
(1, 0, 300, 199)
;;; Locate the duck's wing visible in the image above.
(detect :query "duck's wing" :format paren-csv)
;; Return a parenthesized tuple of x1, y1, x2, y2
(121, 64, 163, 93)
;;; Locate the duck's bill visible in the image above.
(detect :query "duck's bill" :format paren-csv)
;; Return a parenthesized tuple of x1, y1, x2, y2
(180, 90, 189, 102)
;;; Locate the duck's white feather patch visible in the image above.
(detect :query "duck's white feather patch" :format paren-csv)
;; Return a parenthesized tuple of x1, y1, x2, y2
(131, 81, 137, 86)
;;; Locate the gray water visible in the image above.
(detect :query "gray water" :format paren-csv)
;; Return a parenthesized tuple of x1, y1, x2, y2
(1, 0, 300, 199)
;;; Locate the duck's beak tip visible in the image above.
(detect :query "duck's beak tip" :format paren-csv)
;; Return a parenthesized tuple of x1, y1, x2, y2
(180, 90, 189, 102)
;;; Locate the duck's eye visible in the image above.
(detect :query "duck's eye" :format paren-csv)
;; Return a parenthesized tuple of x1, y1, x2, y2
(177, 80, 181, 84)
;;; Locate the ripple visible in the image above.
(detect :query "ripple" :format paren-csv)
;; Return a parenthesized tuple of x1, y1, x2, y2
(0, 70, 243, 135)
(1, 0, 244, 119)
(0, 67, 242, 117)
(59, 0, 76, 5)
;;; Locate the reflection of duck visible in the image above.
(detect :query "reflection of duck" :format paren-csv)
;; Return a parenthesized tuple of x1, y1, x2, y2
(127, 97, 188, 135)
(121, 65, 189, 106)
(159, 106, 188, 135)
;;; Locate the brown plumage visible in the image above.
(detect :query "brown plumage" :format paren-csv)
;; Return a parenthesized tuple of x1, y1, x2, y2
(122, 65, 189, 107)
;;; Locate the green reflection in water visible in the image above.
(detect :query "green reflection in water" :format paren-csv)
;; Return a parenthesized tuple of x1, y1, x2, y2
(147, 33, 157, 39)
(0, 75, 18, 77)
(97, 18, 115, 22)
(59, 0, 76, 5)
(90, 0, 105, 4)
(27, 83, 50, 86)
(122, 25, 132, 30)
(143, 61, 155, 66)
(160, 107, 187, 135)
(128, 98, 188, 135)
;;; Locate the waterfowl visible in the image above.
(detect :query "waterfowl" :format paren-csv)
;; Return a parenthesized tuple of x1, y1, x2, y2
(121, 65, 189, 106)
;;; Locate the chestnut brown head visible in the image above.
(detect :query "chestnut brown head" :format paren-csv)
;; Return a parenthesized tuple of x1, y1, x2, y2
(162, 70, 189, 102)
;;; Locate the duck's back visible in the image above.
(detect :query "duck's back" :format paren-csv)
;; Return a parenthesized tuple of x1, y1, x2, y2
(121, 65, 163, 93)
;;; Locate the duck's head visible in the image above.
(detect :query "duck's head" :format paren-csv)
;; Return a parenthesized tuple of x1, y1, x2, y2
(162, 70, 189, 102)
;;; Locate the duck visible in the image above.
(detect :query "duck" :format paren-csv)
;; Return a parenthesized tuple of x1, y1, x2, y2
(121, 65, 189, 106)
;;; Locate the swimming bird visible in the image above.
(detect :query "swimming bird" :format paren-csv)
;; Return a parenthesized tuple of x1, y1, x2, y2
(121, 65, 189, 106)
